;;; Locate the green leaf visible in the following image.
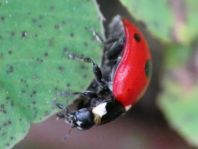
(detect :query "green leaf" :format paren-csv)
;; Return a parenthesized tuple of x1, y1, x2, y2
(120, 0, 174, 43)
(158, 78, 198, 147)
(178, 0, 198, 44)
(120, 0, 198, 44)
(0, 0, 102, 148)
(165, 45, 193, 69)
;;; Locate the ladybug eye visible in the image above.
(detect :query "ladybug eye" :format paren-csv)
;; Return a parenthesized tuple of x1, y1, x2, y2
(134, 33, 141, 42)
(145, 59, 152, 78)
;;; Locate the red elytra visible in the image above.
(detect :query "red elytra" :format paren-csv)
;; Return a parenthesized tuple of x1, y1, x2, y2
(113, 19, 152, 107)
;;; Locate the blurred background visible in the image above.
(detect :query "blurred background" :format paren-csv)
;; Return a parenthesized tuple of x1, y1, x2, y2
(12, 0, 198, 149)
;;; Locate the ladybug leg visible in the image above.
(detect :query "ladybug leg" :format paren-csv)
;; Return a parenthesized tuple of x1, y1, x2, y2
(66, 52, 110, 91)
(105, 37, 125, 60)
(89, 28, 105, 44)
(58, 90, 98, 99)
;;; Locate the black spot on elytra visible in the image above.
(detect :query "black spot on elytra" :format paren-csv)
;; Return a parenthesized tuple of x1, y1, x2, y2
(145, 59, 152, 78)
(70, 32, 74, 37)
(21, 31, 28, 38)
(6, 65, 14, 74)
(10, 31, 15, 37)
(134, 33, 141, 42)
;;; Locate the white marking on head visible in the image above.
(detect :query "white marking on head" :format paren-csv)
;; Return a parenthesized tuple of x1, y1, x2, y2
(125, 105, 132, 111)
(76, 121, 83, 126)
(92, 102, 107, 117)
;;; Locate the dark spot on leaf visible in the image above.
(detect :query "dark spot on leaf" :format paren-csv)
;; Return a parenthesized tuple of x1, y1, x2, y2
(0, 16, 5, 21)
(80, 64, 87, 70)
(10, 136, 14, 140)
(0, 52, 3, 58)
(8, 49, 12, 55)
(10, 31, 15, 36)
(1, 132, 6, 136)
(36, 58, 43, 63)
(38, 15, 44, 20)
(6, 143, 10, 147)
(6, 96, 10, 100)
(32, 101, 36, 105)
(83, 74, 88, 78)
(30, 90, 37, 97)
(6, 65, 14, 74)
(70, 32, 74, 37)
(134, 33, 141, 42)
(63, 47, 68, 53)
(62, 20, 66, 25)
(54, 24, 60, 30)
(21, 31, 28, 38)
(66, 83, 71, 87)
(7, 120, 12, 125)
(38, 24, 42, 28)
(10, 101, 14, 107)
(3, 122, 7, 127)
(84, 42, 88, 47)
(32, 18, 37, 23)
(49, 5, 55, 10)
(34, 33, 38, 38)
(58, 66, 64, 72)
(44, 52, 48, 57)
(48, 37, 55, 47)
(21, 89, 26, 94)
(54, 87, 58, 91)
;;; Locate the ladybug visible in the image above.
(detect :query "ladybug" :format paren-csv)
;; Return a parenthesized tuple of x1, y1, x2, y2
(56, 16, 152, 130)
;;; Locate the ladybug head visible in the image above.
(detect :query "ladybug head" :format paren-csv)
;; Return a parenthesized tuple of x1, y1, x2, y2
(56, 105, 95, 130)
(56, 100, 125, 130)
